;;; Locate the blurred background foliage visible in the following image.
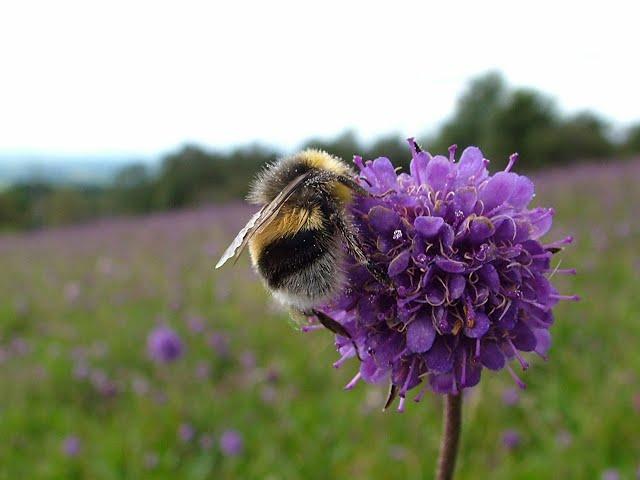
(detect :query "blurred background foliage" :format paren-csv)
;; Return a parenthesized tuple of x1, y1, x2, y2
(2, 71, 639, 231)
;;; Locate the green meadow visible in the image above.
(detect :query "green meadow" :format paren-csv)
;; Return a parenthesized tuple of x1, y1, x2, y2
(1, 159, 638, 479)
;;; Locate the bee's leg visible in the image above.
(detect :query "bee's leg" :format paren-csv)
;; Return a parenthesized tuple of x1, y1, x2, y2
(337, 175, 395, 199)
(303, 309, 363, 361)
(334, 214, 392, 288)
(370, 189, 396, 199)
(336, 175, 370, 197)
(364, 260, 392, 288)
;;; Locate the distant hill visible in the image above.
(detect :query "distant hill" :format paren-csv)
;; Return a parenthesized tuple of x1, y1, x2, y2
(0, 154, 155, 187)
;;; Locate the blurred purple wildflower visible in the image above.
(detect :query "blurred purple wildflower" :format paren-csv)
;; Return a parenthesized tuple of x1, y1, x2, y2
(96, 256, 115, 275)
(195, 361, 211, 379)
(90, 369, 118, 397)
(207, 332, 231, 358)
(260, 385, 278, 404)
(501, 387, 520, 406)
(62, 435, 81, 457)
(144, 452, 159, 469)
(147, 326, 183, 363)
(64, 282, 81, 304)
(240, 350, 257, 370)
(317, 140, 577, 409)
(219, 429, 244, 456)
(169, 299, 182, 312)
(178, 423, 195, 443)
(90, 341, 108, 358)
(601, 469, 620, 480)
(10, 338, 30, 356)
(556, 429, 573, 448)
(501, 429, 522, 450)
(388, 445, 408, 461)
(186, 314, 206, 333)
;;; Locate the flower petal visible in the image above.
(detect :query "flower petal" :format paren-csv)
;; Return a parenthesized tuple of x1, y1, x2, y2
(406, 314, 436, 353)
(424, 337, 453, 373)
(414, 216, 444, 238)
(469, 216, 495, 243)
(480, 341, 505, 370)
(425, 156, 452, 193)
(388, 249, 411, 277)
(512, 321, 536, 352)
(368, 206, 400, 234)
(452, 186, 478, 215)
(478, 264, 500, 291)
(448, 274, 466, 300)
(371, 157, 398, 190)
(480, 172, 518, 212)
(410, 151, 431, 186)
(464, 312, 490, 338)
(429, 373, 455, 394)
(533, 328, 551, 356)
(456, 146, 486, 185)
(508, 176, 535, 208)
(528, 208, 554, 239)
(435, 257, 467, 273)
(360, 357, 388, 384)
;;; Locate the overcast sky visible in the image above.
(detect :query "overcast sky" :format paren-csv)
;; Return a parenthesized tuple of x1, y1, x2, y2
(1, 0, 638, 159)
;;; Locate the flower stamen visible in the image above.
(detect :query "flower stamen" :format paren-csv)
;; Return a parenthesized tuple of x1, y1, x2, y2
(344, 372, 362, 390)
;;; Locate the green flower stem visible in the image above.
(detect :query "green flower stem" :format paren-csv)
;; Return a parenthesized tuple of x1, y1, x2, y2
(436, 393, 462, 480)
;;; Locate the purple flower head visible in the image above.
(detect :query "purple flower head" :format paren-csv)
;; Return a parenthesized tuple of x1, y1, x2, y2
(601, 469, 620, 480)
(219, 429, 244, 456)
(186, 314, 205, 333)
(144, 452, 159, 469)
(62, 435, 81, 457)
(64, 282, 81, 304)
(556, 429, 573, 448)
(316, 140, 577, 409)
(501, 387, 520, 406)
(147, 326, 183, 364)
(195, 361, 211, 379)
(178, 423, 195, 443)
(501, 429, 522, 450)
(207, 332, 231, 358)
(240, 350, 257, 370)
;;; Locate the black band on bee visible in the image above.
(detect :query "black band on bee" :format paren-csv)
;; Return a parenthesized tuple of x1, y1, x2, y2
(257, 227, 335, 289)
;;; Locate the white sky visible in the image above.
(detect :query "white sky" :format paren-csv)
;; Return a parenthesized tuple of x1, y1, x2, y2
(0, 0, 638, 158)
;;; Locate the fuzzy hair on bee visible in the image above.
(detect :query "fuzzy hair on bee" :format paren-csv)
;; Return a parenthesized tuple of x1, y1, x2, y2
(216, 149, 388, 351)
(246, 149, 354, 206)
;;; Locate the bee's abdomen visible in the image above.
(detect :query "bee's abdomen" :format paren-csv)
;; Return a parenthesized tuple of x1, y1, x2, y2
(256, 228, 340, 302)
(257, 229, 328, 285)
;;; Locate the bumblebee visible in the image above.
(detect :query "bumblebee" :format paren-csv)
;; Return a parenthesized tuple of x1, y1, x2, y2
(216, 149, 388, 347)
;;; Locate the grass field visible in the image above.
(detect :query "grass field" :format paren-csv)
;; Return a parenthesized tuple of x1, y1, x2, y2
(1, 159, 639, 479)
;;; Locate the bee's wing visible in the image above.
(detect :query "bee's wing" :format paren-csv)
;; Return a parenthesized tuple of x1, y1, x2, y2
(215, 172, 311, 269)
(215, 207, 266, 269)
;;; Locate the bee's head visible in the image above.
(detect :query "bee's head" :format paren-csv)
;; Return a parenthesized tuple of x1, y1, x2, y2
(247, 149, 353, 205)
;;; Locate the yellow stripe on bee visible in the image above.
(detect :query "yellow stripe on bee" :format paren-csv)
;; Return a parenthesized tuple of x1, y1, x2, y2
(298, 149, 353, 203)
(299, 149, 350, 175)
(332, 182, 353, 203)
(248, 207, 324, 264)
(305, 207, 324, 229)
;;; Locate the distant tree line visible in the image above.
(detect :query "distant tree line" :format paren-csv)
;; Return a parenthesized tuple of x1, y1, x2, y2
(2, 72, 640, 231)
